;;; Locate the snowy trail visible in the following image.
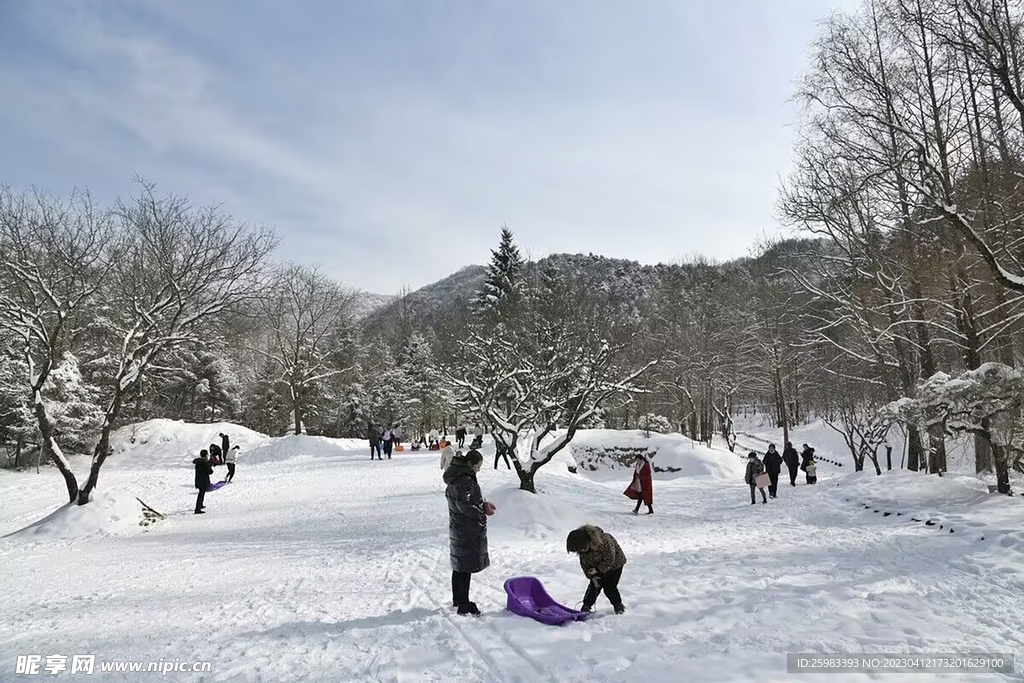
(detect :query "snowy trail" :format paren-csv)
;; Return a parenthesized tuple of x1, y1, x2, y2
(2, 444, 1023, 682)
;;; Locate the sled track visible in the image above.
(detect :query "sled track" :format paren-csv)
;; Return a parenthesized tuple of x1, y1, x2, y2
(407, 549, 557, 683)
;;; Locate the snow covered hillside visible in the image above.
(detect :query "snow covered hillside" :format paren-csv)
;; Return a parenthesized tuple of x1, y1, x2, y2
(2, 426, 1024, 681)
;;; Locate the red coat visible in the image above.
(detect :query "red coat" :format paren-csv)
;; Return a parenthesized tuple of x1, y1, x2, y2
(623, 460, 653, 505)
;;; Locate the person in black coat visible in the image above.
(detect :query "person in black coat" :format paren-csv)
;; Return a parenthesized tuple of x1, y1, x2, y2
(783, 441, 800, 487)
(763, 444, 783, 499)
(367, 422, 381, 460)
(209, 442, 222, 466)
(800, 444, 817, 484)
(443, 449, 495, 616)
(455, 425, 467, 449)
(193, 449, 214, 514)
(219, 432, 230, 458)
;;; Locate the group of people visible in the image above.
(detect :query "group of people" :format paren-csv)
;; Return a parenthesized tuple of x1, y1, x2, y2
(745, 442, 818, 505)
(367, 423, 404, 460)
(192, 432, 238, 515)
(443, 447, 629, 616)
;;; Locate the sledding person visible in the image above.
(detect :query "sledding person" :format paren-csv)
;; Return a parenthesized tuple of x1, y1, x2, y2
(455, 425, 467, 449)
(443, 449, 496, 616)
(623, 452, 654, 515)
(783, 441, 800, 487)
(800, 444, 817, 484)
(225, 445, 238, 482)
(763, 444, 783, 499)
(745, 451, 768, 505)
(193, 449, 214, 514)
(367, 422, 381, 460)
(566, 525, 627, 614)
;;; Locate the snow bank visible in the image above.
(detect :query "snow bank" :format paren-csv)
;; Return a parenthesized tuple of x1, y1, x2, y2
(6, 489, 142, 539)
(241, 434, 366, 465)
(109, 419, 270, 469)
(486, 484, 588, 540)
(567, 430, 745, 482)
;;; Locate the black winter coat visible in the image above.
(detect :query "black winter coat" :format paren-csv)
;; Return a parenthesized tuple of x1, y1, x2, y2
(443, 460, 490, 573)
(221, 434, 230, 455)
(800, 447, 815, 471)
(783, 446, 799, 468)
(193, 457, 213, 490)
(763, 449, 783, 474)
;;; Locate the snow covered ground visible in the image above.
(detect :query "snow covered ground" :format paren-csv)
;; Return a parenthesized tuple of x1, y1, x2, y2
(2, 424, 1024, 681)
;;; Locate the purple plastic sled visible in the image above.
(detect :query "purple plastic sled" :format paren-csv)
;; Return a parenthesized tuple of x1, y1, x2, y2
(207, 480, 229, 491)
(503, 576, 590, 626)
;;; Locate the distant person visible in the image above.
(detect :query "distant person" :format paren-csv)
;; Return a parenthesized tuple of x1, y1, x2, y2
(800, 444, 817, 484)
(455, 425, 467, 449)
(493, 443, 511, 470)
(225, 445, 238, 482)
(429, 427, 440, 447)
(367, 422, 381, 460)
(209, 442, 222, 466)
(193, 449, 213, 514)
(219, 432, 230, 459)
(623, 452, 654, 514)
(393, 424, 403, 449)
(440, 444, 457, 470)
(745, 452, 768, 505)
(382, 426, 394, 459)
(783, 441, 800, 486)
(473, 422, 484, 440)
(566, 525, 627, 614)
(763, 444, 783, 499)
(443, 449, 495, 616)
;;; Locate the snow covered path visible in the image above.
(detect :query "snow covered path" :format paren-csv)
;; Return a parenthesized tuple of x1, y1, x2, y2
(2, 443, 1024, 682)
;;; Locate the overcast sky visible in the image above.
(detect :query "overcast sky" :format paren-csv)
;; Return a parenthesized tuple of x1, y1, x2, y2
(0, 1, 855, 294)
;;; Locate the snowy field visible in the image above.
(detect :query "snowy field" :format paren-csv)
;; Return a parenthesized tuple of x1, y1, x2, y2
(2, 424, 1024, 682)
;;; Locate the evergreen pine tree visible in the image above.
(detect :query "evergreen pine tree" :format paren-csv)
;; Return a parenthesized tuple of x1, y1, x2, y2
(473, 226, 525, 327)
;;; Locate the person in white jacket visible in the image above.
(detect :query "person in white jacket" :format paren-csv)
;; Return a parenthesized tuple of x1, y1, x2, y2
(440, 445, 459, 470)
(225, 445, 239, 482)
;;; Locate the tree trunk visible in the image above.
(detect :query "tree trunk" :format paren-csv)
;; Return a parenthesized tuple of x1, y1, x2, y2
(293, 392, 303, 436)
(906, 425, 923, 471)
(992, 442, 1012, 494)
(518, 466, 537, 494)
(78, 385, 126, 505)
(34, 399, 78, 502)
(975, 429, 994, 473)
(886, 445, 892, 471)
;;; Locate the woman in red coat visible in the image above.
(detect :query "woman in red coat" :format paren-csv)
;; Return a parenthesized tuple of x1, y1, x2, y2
(623, 453, 654, 515)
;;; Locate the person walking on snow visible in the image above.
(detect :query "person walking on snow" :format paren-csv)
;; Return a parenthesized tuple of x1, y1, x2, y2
(800, 444, 817, 484)
(745, 451, 768, 505)
(763, 444, 783, 499)
(443, 449, 495, 616)
(429, 427, 440, 448)
(193, 449, 214, 514)
(367, 422, 381, 460)
(493, 442, 512, 470)
(225, 445, 238, 482)
(783, 441, 800, 487)
(219, 432, 230, 459)
(623, 453, 654, 515)
(382, 426, 394, 459)
(455, 425, 467, 449)
(566, 525, 627, 614)
(392, 424, 403, 450)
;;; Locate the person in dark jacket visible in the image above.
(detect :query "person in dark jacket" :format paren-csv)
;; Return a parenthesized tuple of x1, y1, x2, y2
(382, 426, 394, 459)
(443, 449, 495, 616)
(763, 444, 783, 499)
(455, 425, 467, 449)
(367, 422, 381, 460)
(800, 444, 816, 484)
(209, 442, 222, 466)
(567, 525, 627, 614)
(193, 449, 214, 514)
(783, 441, 800, 486)
(745, 452, 768, 505)
(493, 442, 511, 470)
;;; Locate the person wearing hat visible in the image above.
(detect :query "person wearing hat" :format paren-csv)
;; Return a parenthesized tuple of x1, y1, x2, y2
(443, 449, 496, 615)
(193, 449, 214, 514)
(745, 451, 768, 505)
(783, 441, 800, 486)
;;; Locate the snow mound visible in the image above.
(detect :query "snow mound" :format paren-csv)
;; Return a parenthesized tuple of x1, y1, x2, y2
(568, 430, 745, 482)
(7, 489, 142, 539)
(109, 419, 270, 469)
(241, 434, 367, 465)
(486, 484, 588, 540)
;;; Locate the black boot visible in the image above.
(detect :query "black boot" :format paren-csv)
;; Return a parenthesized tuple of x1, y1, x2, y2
(613, 604, 625, 614)
(646, 505, 654, 515)
(457, 602, 480, 616)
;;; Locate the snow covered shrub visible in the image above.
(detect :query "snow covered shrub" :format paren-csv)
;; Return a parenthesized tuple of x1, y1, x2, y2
(640, 413, 672, 435)
(44, 354, 105, 455)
